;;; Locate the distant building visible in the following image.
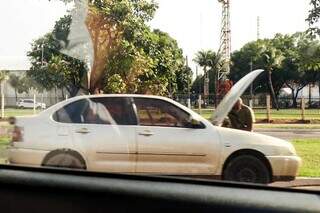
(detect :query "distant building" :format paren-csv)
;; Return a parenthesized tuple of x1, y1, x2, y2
(280, 84, 320, 99)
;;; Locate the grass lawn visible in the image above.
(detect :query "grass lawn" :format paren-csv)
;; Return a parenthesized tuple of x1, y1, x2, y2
(255, 124, 320, 129)
(194, 108, 320, 120)
(0, 135, 10, 164)
(292, 139, 320, 177)
(3, 108, 41, 117)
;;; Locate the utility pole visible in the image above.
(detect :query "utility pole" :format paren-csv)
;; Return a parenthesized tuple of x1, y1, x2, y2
(257, 16, 260, 40)
(41, 41, 44, 67)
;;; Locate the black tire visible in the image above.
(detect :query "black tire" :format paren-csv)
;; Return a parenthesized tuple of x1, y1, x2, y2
(223, 155, 271, 184)
(43, 152, 86, 170)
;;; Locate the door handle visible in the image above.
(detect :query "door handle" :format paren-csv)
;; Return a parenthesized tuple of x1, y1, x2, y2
(75, 128, 90, 134)
(138, 131, 154, 137)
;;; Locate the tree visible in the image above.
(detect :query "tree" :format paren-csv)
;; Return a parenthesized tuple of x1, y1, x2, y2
(255, 40, 284, 109)
(230, 32, 320, 108)
(193, 50, 221, 95)
(29, 0, 188, 96)
(28, 29, 88, 97)
(307, 0, 320, 37)
(16, 76, 32, 95)
(102, 27, 188, 95)
(191, 74, 204, 94)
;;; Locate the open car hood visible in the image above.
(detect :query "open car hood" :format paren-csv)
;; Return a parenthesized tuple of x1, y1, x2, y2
(211, 69, 265, 126)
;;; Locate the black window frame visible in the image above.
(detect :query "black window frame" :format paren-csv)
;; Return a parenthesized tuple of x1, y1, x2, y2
(133, 97, 195, 128)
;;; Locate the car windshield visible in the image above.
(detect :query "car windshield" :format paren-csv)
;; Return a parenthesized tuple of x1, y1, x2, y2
(1, 0, 320, 192)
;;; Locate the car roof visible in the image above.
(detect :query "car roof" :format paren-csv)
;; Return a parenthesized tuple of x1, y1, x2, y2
(67, 94, 174, 102)
(20, 99, 33, 101)
(41, 94, 196, 118)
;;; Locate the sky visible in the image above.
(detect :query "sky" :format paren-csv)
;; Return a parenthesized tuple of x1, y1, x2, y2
(0, 0, 310, 74)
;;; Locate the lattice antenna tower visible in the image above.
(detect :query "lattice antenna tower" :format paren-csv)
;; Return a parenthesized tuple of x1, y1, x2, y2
(217, 0, 231, 80)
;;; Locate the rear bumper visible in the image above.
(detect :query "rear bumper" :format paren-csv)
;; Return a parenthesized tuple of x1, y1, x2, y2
(266, 155, 302, 181)
(8, 147, 49, 166)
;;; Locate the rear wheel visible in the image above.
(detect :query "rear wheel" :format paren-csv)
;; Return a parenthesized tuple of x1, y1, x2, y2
(43, 152, 86, 170)
(223, 155, 271, 184)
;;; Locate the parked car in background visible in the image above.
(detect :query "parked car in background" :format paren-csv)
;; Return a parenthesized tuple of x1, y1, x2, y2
(16, 99, 46, 109)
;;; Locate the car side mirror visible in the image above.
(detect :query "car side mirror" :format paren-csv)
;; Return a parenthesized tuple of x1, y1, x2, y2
(189, 117, 204, 129)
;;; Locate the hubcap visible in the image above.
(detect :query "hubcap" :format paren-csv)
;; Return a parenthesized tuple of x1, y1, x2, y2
(237, 168, 257, 182)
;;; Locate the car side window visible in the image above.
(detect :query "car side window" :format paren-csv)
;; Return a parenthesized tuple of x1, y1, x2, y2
(53, 99, 89, 124)
(90, 97, 137, 125)
(53, 97, 136, 125)
(134, 98, 190, 128)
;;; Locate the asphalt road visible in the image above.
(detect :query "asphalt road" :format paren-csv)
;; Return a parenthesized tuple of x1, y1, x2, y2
(254, 129, 320, 140)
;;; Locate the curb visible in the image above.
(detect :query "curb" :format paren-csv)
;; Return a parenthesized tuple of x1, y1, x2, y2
(270, 178, 320, 188)
(255, 129, 320, 133)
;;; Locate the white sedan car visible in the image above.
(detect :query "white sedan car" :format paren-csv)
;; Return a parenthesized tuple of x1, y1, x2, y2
(16, 99, 46, 109)
(8, 92, 301, 184)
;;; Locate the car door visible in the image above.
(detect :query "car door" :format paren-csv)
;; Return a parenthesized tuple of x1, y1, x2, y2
(54, 97, 137, 173)
(134, 97, 219, 175)
(26, 100, 34, 108)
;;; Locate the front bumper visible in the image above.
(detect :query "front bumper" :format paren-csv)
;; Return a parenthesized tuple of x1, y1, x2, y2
(8, 147, 49, 166)
(267, 155, 302, 181)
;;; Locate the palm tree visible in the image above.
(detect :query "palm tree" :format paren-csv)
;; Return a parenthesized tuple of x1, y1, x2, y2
(257, 42, 284, 110)
(194, 50, 221, 105)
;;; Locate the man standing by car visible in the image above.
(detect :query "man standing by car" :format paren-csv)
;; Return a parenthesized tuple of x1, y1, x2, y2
(225, 98, 255, 132)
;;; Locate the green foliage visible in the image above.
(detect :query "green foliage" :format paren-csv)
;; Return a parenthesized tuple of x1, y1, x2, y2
(29, 0, 188, 96)
(193, 50, 222, 93)
(230, 32, 320, 107)
(307, 0, 320, 37)
(104, 74, 126, 93)
(27, 17, 88, 97)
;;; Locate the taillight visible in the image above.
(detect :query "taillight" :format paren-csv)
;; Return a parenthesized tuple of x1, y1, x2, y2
(11, 126, 23, 142)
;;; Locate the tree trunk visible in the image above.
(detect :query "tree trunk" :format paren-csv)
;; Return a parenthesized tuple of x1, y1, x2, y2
(54, 87, 58, 103)
(294, 90, 301, 108)
(61, 88, 65, 100)
(309, 84, 312, 108)
(14, 89, 17, 102)
(319, 81, 320, 106)
(203, 66, 208, 107)
(290, 88, 295, 108)
(214, 69, 218, 108)
(267, 70, 279, 110)
(292, 90, 297, 108)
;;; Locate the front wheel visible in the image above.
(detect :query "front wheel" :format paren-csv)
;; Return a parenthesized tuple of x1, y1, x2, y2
(223, 155, 271, 184)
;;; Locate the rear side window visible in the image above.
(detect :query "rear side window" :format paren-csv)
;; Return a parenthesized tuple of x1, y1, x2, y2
(53, 97, 136, 125)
